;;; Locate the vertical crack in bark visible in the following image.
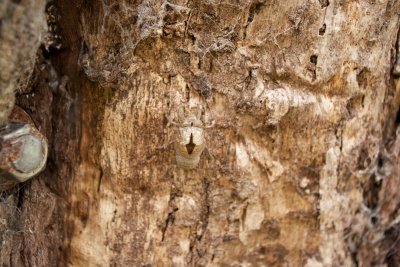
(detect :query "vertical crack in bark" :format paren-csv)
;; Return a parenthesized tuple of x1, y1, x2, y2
(350, 246, 360, 267)
(161, 189, 179, 242)
(241, 202, 248, 231)
(97, 167, 103, 192)
(247, 2, 264, 24)
(395, 106, 400, 127)
(243, 2, 264, 40)
(16, 185, 25, 211)
(392, 22, 400, 77)
(161, 208, 177, 242)
(310, 55, 318, 81)
(188, 177, 211, 265)
(198, 177, 210, 242)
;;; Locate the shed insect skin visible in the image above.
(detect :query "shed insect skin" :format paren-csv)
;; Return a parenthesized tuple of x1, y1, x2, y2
(170, 107, 213, 170)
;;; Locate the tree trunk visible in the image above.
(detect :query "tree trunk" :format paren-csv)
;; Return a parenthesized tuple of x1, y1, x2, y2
(1, 0, 400, 266)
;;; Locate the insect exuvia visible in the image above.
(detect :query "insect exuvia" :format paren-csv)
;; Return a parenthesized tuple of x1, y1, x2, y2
(171, 106, 209, 170)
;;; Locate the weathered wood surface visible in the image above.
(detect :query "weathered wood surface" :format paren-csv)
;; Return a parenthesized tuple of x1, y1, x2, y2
(1, 0, 400, 266)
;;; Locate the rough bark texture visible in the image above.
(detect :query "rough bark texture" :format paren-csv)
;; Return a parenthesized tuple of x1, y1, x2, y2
(1, 0, 400, 266)
(0, 0, 46, 124)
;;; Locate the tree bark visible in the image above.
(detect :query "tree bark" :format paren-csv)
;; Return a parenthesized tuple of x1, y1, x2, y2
(1, 0, 400, 266)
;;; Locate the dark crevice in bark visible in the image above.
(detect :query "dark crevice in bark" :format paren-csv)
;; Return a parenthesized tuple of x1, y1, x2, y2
(243, 1, 264, 40)
(0, 183, 21, 201)
(363, 173, 382, 210)
(309, 55, 318, 81)
(241, 203, 248, 230)
(188, 177, 211, 265)
(318, 0, 330, 8)
(384, 224, 400, 266)
(350, 245, 360, 267)
(198, 177, 210, 242)
(97, 167, 103, 192)
(310, 55, 318, 64)
(161, 188, 179, 242)
(16, 185, 25, 210)
(319, 23, 326, 36)
(395, 107, 400, 125)
(161, 208, 178, 242)
(392, 24, 400, 77)
(247, 2, 264, 24)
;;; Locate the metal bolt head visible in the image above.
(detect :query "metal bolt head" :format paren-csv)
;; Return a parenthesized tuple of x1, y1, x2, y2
(0, 108, 48, 184)
(13, 134, 45, 174)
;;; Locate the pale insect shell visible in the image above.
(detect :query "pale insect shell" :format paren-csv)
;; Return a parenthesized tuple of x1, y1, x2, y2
(174, 115, 206, 170)
(178, 124, 204, 146)
(175, 141, 206, 169)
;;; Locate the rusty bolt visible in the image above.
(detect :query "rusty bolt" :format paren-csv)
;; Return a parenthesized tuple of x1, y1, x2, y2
(0, 108, 48, 183)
